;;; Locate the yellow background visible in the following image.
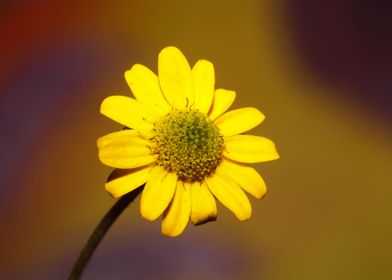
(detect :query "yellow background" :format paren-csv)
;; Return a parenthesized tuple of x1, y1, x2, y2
(1, 0, 391, 279)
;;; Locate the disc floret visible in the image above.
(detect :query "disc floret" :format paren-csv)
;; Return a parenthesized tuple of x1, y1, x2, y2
(153, 110, 223, 181)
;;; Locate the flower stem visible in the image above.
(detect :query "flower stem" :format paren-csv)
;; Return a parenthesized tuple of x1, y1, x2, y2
(68, 186, 143, 280)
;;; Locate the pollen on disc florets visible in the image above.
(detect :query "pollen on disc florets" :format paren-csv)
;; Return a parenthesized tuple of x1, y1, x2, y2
(153, 109, 224, 182)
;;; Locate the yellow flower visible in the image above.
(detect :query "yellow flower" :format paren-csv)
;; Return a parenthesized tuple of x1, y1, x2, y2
(97, 46, 279, 237)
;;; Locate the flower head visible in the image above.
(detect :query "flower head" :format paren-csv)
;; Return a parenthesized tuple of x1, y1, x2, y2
(97, 46, 279, 236)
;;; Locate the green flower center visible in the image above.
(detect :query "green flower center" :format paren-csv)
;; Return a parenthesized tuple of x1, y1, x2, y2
(153, 109, 224, 182)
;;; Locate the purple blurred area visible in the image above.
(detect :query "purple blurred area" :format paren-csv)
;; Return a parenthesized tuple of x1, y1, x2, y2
(0, 1, 391, 279)
(0, 39, 106, 204)
(288, 0, 392, 121)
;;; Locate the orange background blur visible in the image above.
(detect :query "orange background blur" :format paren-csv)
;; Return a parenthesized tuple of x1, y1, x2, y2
(1, 1, 391, 279)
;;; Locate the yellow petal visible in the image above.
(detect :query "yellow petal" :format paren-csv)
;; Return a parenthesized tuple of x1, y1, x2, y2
(219, 159, 266, 199)
(162, 181, 191, 237)
(105, 166, 153, 198)
(124, 64, 171, 114)
(206, 167, 252, 221)
(208, 89, 236, 120)
(100, 95, 160, 136)
(190, 181, 217, 225)
(192, 59, 215, 113)
(97, 130, 150, 149)
(98, 131, 157, 168)
(223, 135, 279, 163)
(140, 166, 177, 221)
(158, 46, 193, 109)
(215, 107, 265, 137)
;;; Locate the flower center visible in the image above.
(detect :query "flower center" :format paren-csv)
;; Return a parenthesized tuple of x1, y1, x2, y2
(153, 109, 223, 182)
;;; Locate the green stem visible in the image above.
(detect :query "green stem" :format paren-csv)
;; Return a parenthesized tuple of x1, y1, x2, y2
(68, 186, 143, 280)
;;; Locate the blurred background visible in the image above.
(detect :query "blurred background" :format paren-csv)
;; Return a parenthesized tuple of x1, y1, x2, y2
(1, 0, 391, 279)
